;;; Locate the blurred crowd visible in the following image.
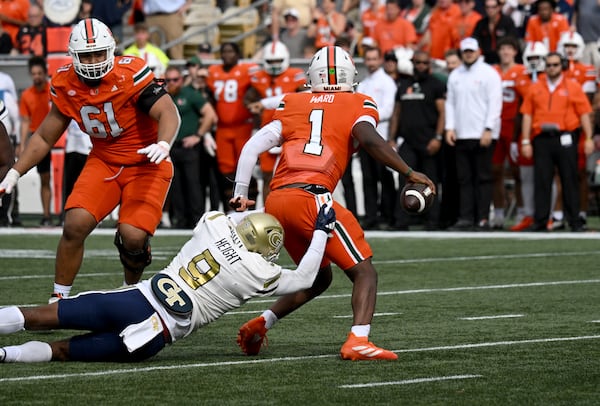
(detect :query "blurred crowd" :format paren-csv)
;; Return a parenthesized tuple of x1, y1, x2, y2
(1, 0, 600, 232)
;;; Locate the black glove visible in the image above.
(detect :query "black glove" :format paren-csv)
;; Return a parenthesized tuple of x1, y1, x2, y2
(315, 204, 336, 234)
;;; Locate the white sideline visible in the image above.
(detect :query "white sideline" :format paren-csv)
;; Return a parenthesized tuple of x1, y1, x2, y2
(459, 314, 524, 320)
(338, 374, 483, 388)
(1, 334, 598, 383)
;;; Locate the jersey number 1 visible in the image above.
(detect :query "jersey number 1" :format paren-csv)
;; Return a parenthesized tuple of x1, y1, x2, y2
(304, 109, 324, 155)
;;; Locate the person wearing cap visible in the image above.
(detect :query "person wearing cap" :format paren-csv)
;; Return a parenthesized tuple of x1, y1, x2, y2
(279, 8, 310, 59)
(445, 37, 503, 230)
(271, 0, 316, 40)
(124, 22, 170, 79)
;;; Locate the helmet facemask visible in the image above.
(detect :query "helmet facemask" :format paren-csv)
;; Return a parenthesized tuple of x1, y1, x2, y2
(69, 18, 116, 81)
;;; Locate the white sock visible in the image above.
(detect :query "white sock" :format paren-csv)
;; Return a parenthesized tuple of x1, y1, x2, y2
(552, 211, 564, 221)
(519, 166, 535, 216)
(261, 310, 278, 329)
(351, 324, 370, 338)
(53, 283, 71, 297)
(2, 341, 52, 362)
(0, 306, 25, 334)
(579, 211, 587, 219)
(493, 208, 504, 223)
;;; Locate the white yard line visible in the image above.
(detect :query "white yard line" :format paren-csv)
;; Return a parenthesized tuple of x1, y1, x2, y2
(1, 334, 598, 383)
(333, 312, 402, 318)
(338, 374, 483, 388)
(459, 314, 524, 321)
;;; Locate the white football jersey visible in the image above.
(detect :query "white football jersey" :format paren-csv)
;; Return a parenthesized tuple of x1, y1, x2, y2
(137, 211, 283, 341)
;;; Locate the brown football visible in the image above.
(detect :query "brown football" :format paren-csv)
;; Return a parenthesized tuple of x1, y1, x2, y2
(400, 182, 435, 214)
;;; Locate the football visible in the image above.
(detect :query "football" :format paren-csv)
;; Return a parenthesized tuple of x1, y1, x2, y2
(400, 182, 434, 214)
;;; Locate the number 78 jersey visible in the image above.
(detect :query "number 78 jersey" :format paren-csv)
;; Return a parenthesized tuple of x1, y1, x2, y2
(270, 92, 379, 193)
(50, 56, 158, 166)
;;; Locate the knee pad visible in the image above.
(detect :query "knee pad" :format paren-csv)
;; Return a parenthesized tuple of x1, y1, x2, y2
(114, 231, 152, 274)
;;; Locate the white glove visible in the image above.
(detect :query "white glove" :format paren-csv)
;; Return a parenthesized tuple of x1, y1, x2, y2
(0, 168, 20, 206)
(510, 142, 519, 162)
(137, 141, 170, 164)
(268, 145, 281, 154)
(203, 133, 217, 157)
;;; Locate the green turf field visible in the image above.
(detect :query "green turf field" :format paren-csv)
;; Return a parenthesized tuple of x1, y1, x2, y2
(0, 228, 599, 405)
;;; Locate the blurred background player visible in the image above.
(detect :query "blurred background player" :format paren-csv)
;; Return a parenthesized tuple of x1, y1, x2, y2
(245, 41, 306, 203)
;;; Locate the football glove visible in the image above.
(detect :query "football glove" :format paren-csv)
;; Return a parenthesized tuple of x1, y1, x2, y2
(0, 168, 20, 196)
(203, 133, 216, 157)
(137, 141, 170, 164)
(315, 204, 336, 234)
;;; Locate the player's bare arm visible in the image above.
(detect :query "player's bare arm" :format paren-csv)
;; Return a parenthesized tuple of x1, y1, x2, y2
(352, 121, 436, 193)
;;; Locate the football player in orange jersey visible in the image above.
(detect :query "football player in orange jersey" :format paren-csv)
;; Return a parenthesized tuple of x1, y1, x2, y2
(230, 46, 434, 361)
(206, 42, 260, 207)
(245, 41, 307, 202)
(491, 37, 530, 229)
(0, 18, 180, 301)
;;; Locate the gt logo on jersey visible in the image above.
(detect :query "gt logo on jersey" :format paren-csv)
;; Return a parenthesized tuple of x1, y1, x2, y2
(151, 274, 193, 316)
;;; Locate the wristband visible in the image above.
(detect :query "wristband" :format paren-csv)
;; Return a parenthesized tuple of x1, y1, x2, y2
(404, 167, 413, 177)
(435, 134, 443, 141)
(521, 139, 530, 146)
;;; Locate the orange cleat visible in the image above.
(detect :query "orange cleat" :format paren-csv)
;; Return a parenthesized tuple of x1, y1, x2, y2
(340, 332, 398, 361)
(237, 316, 268, 355)
(510, 216, 534, 231)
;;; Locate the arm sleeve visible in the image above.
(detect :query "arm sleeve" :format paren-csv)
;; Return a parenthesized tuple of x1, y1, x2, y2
(273, 230, 328, 295)
(444, 77, 456, 130)
(233, 120, 283, 196)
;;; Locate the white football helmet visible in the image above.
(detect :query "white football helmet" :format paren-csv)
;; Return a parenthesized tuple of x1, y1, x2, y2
(306, 46, 357, 92)
(236, 213, 285, 262)
(263, 41, 290, 76)
(523, 41, 549, 73)
(68, 18, 116, 80)
(557, 31, 584, 61)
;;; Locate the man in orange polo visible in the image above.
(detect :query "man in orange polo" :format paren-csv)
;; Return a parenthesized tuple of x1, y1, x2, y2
(372, 0, 417, 53)
(524, 0, 570, 52)
(520, 52, 593, 232)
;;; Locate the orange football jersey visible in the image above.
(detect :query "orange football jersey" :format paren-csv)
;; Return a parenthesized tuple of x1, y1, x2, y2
(270, 92, 379, 193)
(564, 61, 597, 94)
(50, 55, 157, 166)
(493, 63, 530, 121)
(250, 67, 306, 126)
(206, 62, 259, 126)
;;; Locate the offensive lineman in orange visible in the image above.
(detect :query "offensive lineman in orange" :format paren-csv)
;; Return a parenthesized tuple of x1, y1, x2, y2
(245, 41, 306, 201)
(0, 18, 180, 300)
(230, 46, 434, 361)
(206, 42, 259, 205)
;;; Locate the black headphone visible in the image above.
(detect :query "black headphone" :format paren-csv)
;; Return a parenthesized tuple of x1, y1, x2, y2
(546, 52, 569, 71)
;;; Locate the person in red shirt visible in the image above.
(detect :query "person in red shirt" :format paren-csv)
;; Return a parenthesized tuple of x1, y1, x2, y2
(19, 56, 51, 225)
(372, 0, 417, 53)
(0, 19, 180, 301)
(422, 0, 461, 60)
(520, 52, 593, 231)
(0, 0, 29, 46)
(452, 0, 482, 47)
(206, 42, 259, 205)
(524, 0, 570, 52)
(361, 0, 385, 40)
(245, 41, 306, 201)
(308, 0, 346, 49)
(491, 37, 530, 229)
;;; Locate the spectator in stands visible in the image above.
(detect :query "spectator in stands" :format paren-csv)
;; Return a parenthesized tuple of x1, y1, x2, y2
(197, 42, 213, 61)
(520, 52, 593, 232)
(453, 0, 482, 46)
(279, 8, 310, 59)
(165, 65, 218, 229)
(143, 0, 190, 60)
(445, 37, 502, 230)
(391, 50, 445, 230)
(90, 0, 132, 44)
(472, 0, 519, 65)
(19, 56, 53, 226)
(12, 4, 45, 56)
(524, 0, 569, 52)
(206, 42, 259, 209)
(61, 120, 92, 226)
(124, 22, 170, 78)
(308, 0, 347, 49)
(361, 0, 386, 42)
(356, 46, 398, 229)
(400, 0, 431, 45)
(422, 0, 461, 60)
(0, 19, 11, 53)
(572, 0, 600, 67)
(0, 0, 29, 47)
(372, 0, 417, 53)
(271, 0, 316, 40)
